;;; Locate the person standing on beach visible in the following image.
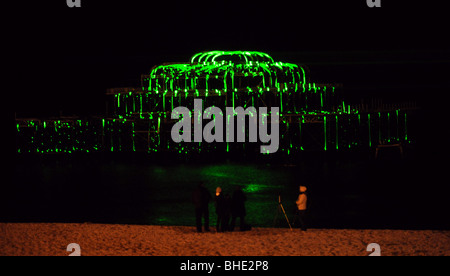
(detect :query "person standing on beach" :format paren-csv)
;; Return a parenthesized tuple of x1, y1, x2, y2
(295, 186, 308, 231)
(223, 193, 232, 231)
(215, 187, 228, 232)
(192, 182, 212, 233)
(230, 186, 247, 231)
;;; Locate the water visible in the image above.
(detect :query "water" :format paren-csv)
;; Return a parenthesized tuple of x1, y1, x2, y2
(4, 150, 450, 230)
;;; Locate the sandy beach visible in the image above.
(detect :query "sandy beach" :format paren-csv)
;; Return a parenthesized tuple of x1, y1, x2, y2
(1, 223, 449, 256)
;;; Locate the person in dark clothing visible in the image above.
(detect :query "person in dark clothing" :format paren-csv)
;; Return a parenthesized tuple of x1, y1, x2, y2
(230, 186, 247, 231)
(222, 193, 232, 231)
(215, 187, 232, 232)
(215, 187, 225, 232)
(192, 182, 212, 233)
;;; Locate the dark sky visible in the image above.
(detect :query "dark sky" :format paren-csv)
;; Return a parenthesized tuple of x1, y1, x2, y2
(13, 0, 450, 117)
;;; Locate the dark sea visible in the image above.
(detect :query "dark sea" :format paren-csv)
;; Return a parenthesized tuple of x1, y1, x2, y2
(4, 147, 450, 230)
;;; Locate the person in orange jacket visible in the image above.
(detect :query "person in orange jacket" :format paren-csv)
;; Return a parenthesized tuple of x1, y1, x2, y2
(295, 186, 308, 231)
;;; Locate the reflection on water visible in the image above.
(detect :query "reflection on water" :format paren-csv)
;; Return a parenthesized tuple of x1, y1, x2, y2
(146, 163, 290, 227)
(5, 153, 450, 230)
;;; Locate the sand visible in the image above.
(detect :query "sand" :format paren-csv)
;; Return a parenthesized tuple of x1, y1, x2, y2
(1, 223, 449, 256)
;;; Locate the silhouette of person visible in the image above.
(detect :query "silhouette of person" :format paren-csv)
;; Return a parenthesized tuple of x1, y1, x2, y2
(230, 186, 247, 231)
(215, 187, 229, 232)
(222, 193, 232, 231)
(192, 182, 212, 232)
(294, 186, 308, 231)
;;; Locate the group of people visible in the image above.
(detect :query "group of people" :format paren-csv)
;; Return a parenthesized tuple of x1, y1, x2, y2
(192, 183, 248, 233)
(192, 183, 309, 233)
